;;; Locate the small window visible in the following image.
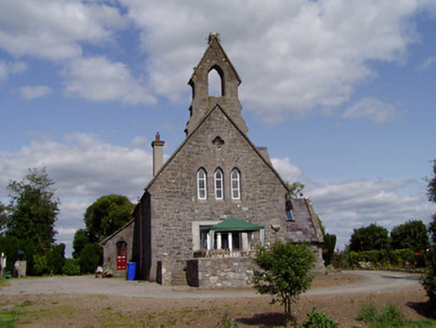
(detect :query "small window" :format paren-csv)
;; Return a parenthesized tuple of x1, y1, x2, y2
(231, 169, 241, 199)
(197, 169, 207, 199)
(215, 169, 223, 199)
(286, 200, 294, 221)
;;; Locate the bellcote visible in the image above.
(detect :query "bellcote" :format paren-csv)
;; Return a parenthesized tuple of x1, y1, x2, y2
(185, 33, 248, 136)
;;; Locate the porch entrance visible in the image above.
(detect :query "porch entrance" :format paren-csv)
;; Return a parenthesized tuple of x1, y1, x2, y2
(199, 217, 265, 257)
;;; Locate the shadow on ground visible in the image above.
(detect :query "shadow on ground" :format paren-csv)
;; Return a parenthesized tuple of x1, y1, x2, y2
(237, 312, 286, 327)
(408, 301, 436, 321)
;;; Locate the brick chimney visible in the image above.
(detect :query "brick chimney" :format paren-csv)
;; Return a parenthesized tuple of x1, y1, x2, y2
(151, 132, 165, 177)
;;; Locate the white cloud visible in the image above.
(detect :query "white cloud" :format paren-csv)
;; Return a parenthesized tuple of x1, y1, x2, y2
(343, 97, 405, 123)
(0, 60, 27, 81)
(271, 157, 310, 186)
(0, 0, 127, 60)
(63, 56, 156, 105)
(18, 85, 52, 100)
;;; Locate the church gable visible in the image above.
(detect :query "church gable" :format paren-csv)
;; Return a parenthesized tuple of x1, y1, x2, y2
(186, 33, 248, 136)
(149, 105, 287, 206)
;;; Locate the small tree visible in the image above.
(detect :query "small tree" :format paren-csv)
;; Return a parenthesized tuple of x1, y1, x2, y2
(286, 181, 305, 199)
(252, 240, 315, 324)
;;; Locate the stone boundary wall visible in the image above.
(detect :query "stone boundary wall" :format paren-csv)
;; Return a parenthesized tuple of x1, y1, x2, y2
(189, 257, 254, 288)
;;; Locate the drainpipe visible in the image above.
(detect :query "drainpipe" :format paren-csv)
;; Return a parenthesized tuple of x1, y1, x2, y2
(151, 132, 165, 177)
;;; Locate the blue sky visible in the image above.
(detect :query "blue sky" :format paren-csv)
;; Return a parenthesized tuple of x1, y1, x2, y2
(1, 0, 436, 256)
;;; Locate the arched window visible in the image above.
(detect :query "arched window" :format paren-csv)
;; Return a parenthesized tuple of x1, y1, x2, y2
(208, 67, 224, 96)
(231, 169, 241, 200)
(197, 169, 207, 199)
(214, 169, 223, 199)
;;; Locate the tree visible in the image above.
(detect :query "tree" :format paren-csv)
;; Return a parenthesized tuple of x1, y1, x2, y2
(323, 233, 337, 266)
(316, 215, 337, 266)
(0, 202, 7, 235)
(422, 160, 436, 306)
(46, 243, 66, 275)
(349, 224, 390, 252)
(390, 220, 429, 251)
(72, 229, 89, 259)
(83, 194, 134, 243)
(428, 160, 436, 242)
(286, 181, 305, 199)
(429, 160, 436, 204)
(252, 240, 315, 324)
(6, 168, 59, 253)
(79, 243, 101, 274)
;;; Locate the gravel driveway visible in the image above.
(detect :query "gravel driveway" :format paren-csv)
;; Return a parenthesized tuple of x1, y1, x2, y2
(0, 270, 421, 299)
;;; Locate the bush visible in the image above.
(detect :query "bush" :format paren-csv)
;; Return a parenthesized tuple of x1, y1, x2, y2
(33, 254, 48, 276)
(62, 258, 80, 276)
(300, 308, 338, 328)
(421, 246, 436, 306)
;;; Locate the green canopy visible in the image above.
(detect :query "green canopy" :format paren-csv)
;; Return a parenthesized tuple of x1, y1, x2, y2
(210, 217, 264, 232)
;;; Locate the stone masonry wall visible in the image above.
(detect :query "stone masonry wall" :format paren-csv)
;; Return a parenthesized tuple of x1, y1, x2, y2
(190, 257, 254, 288)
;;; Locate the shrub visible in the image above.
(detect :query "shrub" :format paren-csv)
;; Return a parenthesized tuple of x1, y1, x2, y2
(300, 308, 338, 328)
(33, 254, 48, 276)
(333, 248, 425, 270)
(62, 258, 81, 276)
(421, 246, 436, 306)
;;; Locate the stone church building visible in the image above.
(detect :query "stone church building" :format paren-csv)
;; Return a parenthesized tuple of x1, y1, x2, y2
(101, 33, 324, 287)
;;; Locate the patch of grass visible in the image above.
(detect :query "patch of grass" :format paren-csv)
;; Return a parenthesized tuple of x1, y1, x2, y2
(0, 278, 10, 288)
(0, 310, 17, 328)
(357, 303, 436, 328)
(17, 304, 76, 325)
(16, 300, 33, 308)
(100, 309, 141, 327)
(216, 311, 238, 328)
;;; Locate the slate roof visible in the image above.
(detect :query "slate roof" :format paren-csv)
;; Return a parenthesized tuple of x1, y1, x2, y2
(287, 198, 324, 244)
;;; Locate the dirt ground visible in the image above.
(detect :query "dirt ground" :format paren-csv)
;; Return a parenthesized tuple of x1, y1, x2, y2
(0, 271, 434, 327)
